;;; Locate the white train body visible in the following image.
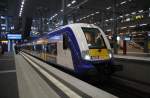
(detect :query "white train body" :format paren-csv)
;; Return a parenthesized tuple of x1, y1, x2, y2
(22, 23, 114, 76)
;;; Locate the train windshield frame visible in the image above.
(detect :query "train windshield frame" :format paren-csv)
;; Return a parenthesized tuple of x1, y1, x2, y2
(82, 27, 106, 49)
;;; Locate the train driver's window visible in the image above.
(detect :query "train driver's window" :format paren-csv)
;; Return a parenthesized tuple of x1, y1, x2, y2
(82, 27, 106, 49)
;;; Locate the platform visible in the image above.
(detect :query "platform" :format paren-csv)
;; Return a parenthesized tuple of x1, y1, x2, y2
(113, 52, 150, 94)
(114, 51, 150, 62)
(0, 52, 19, 98)
(15, 51, 117, 98)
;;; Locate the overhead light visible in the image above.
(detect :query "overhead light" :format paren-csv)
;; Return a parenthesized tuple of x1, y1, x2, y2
(67, 3, 71, 7)
(54, 13, 58, 16)
(121, 27, 127, 29)
(129, 25, 136, 28)
(0, 16, 5, 19)
(21, 5, 23, 8)
(20, 7, 23, 11)
(120, 1, 127, 5)
(125, 14, 129, 16)
(106, 6, 111, 10)
(139, 23, 147, 26)
(106, 29, 111, 32)
(126, 18, 130, 21)
(19, 0, 25, 17)
(83, 17, 86, 19)
(71, 0, 76, 4)
(60, 9, 63, 12)
(131, 12, 136, 15)
(1, 24, 6, 26)
(109, 18, 113, 21)
(22, 0, 25, 5)
(119, 15, 123, 18)
(95, 11, 100, 14)
(138, 10, 143, 13)
(87, 15, 90, 18)
(90, 13, 94, 16)
(105, 20, 109, 22)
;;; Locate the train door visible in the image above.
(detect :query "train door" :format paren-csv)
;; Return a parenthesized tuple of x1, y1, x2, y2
(57, 33, 74, 70)
(46, 42, 57, 63)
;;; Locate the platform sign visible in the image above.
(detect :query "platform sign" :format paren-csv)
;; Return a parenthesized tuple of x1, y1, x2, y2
(7, 34, 22, 40)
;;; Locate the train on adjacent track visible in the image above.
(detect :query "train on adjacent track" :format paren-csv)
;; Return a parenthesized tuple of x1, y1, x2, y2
(20, 23, 119, 79)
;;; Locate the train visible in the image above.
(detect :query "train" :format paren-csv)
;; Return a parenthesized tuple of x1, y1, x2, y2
(20, 23, 119, 79)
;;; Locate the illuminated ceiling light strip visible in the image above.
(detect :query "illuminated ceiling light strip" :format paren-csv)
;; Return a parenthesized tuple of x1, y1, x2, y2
(106, 6, 111, 10)
(19, 0, 25, 17)
(129, 25, 136, 28)
(125, 14, 130, 16)
(90, 13, 94, 16)
(106, 29, 111, 32)
(131, 12, 136, 15)
(95, 11, 100, 14)
(78, 11, 100, 22)
(71, 0, 76, 4)
(119, 15, 123, 18)
(105, 20, 109, 22)
(54, 13, 58, 17)
(50, 13, 58, 20)
(139, 23, 147, 26)
(121, 27, 127, 29)
(22, 0, 25, 5)
(67, 3, 71, 7)
(109, 18, 113, 21)
(120, 1, 127, 5)
(60, 9, 64, 12)
(138, 10, 143, 13)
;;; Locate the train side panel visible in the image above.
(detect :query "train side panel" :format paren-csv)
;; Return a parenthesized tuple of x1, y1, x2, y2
(57, 40, 74, 70)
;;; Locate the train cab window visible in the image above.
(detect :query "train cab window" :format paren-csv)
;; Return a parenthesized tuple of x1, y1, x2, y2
(82, 27, 106, 49)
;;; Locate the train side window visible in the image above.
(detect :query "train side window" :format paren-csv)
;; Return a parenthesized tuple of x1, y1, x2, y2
(46, 43, 57, 56)
(63, 33, 68, 50)
(36, 44, 42, 52)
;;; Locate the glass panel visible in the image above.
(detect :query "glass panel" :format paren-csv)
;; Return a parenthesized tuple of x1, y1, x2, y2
(82, 27, 106, 49)
(46, 43, 57, 55)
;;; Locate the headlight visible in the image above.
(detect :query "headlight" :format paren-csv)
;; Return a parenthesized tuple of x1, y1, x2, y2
(84, 54, 91, 60)
(109, 53, 112, 58)
(108, 49, 113, 58)
(81, 50, 91, 60)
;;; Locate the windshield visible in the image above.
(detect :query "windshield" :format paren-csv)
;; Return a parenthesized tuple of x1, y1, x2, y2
(82, 27, 106, 49)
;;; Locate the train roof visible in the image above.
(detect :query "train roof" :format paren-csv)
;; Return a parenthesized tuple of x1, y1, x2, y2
(24, 23, 99, 44)
(48, 23, 97, 33)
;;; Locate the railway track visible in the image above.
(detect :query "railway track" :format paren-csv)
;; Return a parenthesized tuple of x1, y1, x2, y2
(88, 75, 150, 98)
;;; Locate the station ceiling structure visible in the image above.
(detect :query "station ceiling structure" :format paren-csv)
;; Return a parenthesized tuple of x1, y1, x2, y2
(0, 0, 150, 33)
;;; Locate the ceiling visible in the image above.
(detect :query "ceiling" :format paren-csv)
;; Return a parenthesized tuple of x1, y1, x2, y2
(1, 0, 150, 18)
(0, 0, 150, 32)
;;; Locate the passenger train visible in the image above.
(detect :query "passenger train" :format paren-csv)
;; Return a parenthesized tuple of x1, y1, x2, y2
(21, 23, 117, 78)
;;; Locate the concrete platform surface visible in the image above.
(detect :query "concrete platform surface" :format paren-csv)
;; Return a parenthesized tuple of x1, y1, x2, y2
(0, 52, 19, 98)
(17, 52, 118, 98)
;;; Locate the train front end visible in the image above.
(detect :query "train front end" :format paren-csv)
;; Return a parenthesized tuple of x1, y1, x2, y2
(81, 26, 114, 76)
(71, 24, 115, 79)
